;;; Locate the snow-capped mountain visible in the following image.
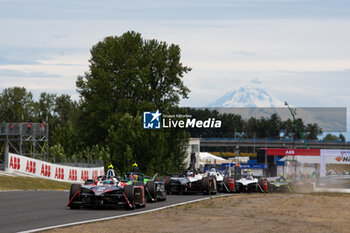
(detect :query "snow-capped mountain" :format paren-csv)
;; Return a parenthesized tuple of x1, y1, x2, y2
(206, 87, 346, 133)
(208, 87, 284, 107)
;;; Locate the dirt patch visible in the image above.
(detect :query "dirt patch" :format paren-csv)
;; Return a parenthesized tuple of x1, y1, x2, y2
(326, 164, 350, 173)
(47, 193, 350, 233)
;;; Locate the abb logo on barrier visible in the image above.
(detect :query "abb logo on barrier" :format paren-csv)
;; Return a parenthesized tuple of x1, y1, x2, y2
(55, 168, 64, 180)
(92, 170, 98, 180)
(9, 157, 20, 170)
(81, 170, 89, 181)
(25, 160, 36, 174)
(40, 164, 51, 177)
(69, 169, 78, 181)
(285, 150, 295, 155)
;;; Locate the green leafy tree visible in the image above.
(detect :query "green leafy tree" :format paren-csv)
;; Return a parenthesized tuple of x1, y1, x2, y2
(281, 119, 294, 139)
(54, 94, 78, 126)
(244, 117, 259, 138)
(267, 114, 282, 138)
(76, 31, 191, 145)
(339, 134, 346, 142)
(305, 123, 322, 140)
(106, 113, 187, 175)
(49, 144, 66, 163)
(0, 87, 35, 121)
(51, 120, 78, 157)
(72, 145, 110, 165)
(35, 92, 56, 122)
(323, 133, 340, 142)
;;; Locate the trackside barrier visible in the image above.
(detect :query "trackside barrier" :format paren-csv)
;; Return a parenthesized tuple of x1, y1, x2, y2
(6, 153, 105, 183)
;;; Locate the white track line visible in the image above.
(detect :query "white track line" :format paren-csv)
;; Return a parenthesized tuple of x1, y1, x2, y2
(19, 194, 231, 233)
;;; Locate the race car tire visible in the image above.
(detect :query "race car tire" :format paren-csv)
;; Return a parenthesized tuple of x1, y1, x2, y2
(202, 177, 210, 194)
(68, 184, 81, 209)
(146, 180, 157, 202)
(124, 185, 136, 210)
(210, 178, 217, 195)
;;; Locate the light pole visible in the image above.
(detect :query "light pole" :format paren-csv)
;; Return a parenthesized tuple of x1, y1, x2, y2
(285, 101, 308, 149)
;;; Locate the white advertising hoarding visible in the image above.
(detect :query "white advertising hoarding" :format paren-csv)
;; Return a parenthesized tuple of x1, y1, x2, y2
(6, 153, 105, 183)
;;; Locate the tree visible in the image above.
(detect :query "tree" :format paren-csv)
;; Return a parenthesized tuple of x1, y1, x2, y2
(323, 134, 340, 142)
(106, 113, 187, 175)
(76, 31, 191, 145)
(0, 87, 35, 121)
(51, 120, 78, 157)
(49, 144, 66, 163)
(36, 92, 56, 122)
(54, 94, 76, 125)
(267, 114, 282, 138)
(75, 31, 191, 173)
(339, 134, 346, 142)
(305, 123, 322, 140)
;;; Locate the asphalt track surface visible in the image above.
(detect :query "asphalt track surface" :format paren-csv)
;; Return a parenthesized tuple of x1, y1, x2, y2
(0, 190, 212, 233)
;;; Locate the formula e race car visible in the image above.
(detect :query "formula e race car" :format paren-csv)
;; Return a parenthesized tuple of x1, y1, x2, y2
(67, 167, 146, 210)
(121, 173, 166, 202)
(235, 169, 263, 192)
(120, 163, 166, 202)
(268, 175, 292, 192)
(166, 169, 217, 195)
(205, 168, 235, 193)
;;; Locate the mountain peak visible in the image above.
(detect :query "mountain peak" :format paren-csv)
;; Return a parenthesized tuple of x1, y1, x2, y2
(208, 87, 284, 107)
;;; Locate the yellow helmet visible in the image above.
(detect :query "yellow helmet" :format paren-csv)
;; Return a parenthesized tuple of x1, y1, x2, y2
(108, 164, 114, 169)
(133, 162, 138, 167)
(248, 169, 251, 172)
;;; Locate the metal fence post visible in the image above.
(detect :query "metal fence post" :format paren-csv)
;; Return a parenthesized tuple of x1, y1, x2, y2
(4, 139, 9, 171)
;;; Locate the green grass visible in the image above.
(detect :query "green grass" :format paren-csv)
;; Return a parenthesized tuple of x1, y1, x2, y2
(0, 176, 72, 190)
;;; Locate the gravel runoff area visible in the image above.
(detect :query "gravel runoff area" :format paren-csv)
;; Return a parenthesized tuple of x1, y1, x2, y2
(46, 192, 350, 233)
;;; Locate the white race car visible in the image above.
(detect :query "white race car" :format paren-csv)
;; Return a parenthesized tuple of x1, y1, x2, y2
(205, 168, 235, 193)
(235, 169, 262, 192)
(166, 170, 217, 195)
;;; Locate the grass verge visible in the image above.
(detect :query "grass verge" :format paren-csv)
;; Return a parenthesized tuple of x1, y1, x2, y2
(0, 176, 71, 190)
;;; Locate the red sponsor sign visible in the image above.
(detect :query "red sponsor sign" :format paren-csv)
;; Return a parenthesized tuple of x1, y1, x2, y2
(25, 160, 36, 174)
(81, 170, 89, 181)
(55, 167, 64, 180)
(92, 170, 98, 180)
(69, 169, 78, 181)
(9, 157, 20, 170)
(264, 148, 320, 156)
(40, 164, 51, 177)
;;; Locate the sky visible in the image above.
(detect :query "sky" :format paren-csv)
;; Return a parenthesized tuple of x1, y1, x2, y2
(1, 0, 350, 134)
